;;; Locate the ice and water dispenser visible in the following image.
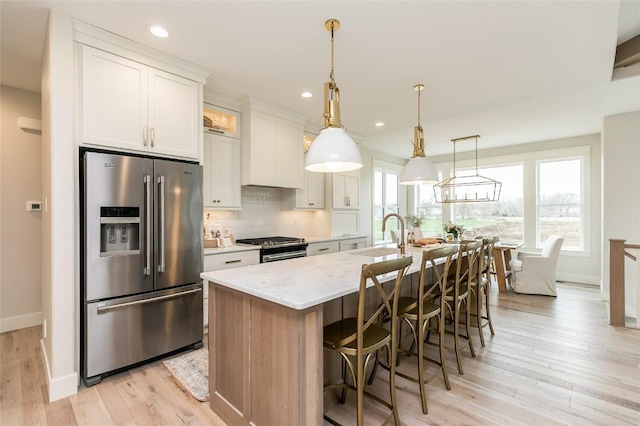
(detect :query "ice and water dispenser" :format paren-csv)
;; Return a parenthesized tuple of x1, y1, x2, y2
(100, 207, 140, 255)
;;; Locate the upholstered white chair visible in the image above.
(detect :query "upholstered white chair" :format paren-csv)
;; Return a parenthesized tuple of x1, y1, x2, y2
(509, 235, 564, 296)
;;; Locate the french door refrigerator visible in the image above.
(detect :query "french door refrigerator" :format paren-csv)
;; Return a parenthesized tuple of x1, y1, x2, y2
(81, 151, 203, 386)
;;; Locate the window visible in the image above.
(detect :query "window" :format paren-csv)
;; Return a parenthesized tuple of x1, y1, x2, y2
(416, 145, 590, 252)
(537, 158, 583, 250)
(414, 177, 443, 236)
(373, 162, 401, 244)
(453, 165, 524, 242)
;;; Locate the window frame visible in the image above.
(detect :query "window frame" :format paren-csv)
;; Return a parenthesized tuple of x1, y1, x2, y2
(372, 159, 404, 245)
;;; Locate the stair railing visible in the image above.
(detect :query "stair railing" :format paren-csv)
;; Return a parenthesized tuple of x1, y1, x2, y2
(609, 239, 640, 327)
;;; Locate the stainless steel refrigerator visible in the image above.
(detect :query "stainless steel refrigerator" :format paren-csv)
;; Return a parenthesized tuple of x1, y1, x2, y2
(81, 151, 203, 386)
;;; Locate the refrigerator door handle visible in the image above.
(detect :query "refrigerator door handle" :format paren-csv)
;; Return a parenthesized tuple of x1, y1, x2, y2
(96, 288, 202, 314)
(144, 175, 152, 276)
(158, 175, 166, 273)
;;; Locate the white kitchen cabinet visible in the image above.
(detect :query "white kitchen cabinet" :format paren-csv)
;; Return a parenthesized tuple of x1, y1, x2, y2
(283, 158, 326, 210)
(332, 169, 360, 209)
(241, 99, 305, 188)
(306, 241, 339, 256)
(338, 237, 368, 252)
(202, 249, 260, 327)
(203, 132, 241, 209)
(80, 45, 200, 160)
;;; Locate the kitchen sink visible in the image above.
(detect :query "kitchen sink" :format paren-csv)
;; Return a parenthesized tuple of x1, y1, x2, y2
(351, 247, 399, 257)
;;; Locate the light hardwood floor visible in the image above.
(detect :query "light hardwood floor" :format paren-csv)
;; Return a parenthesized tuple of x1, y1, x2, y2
(2, 283, 639, 425)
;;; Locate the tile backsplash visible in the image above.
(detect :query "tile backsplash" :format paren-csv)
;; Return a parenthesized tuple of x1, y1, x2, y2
(204, 186, 327, 238)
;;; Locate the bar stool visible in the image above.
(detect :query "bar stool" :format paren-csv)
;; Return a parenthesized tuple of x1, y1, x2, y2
(323, 256, 412, 426)
(445, 240, 481, 374)
(394, 245, 458, 414)
(472, 237, 498, 346)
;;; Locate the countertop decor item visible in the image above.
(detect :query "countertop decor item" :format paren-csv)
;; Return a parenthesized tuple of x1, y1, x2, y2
(404, 214, 425, 228)
(399, 84, 439, 185)
(305, 19, 362, 173)
(433, 135, 502, 203)
(443, 221, 465, 239)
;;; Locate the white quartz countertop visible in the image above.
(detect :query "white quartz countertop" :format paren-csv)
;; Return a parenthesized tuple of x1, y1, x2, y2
(203, 243, 260, 256)
(201, 243, 445, 310)
(304, 234, 369, 243)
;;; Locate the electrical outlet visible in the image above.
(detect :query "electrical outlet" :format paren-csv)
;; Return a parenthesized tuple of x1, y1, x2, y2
(26, 201, 42, 211)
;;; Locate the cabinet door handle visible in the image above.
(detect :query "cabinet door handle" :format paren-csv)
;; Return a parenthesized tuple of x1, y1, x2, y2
(143, 126, 148, 146)
(225, 259, 242, 264)
(318, 248, 329, 251)
(150, 128, 155, 147)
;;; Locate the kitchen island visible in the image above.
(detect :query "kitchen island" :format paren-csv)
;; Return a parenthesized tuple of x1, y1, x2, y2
(200, 244, 433, 425)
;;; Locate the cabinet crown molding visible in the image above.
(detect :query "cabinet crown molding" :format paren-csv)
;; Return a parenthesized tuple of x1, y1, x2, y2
(240, 97, 306, 124)
(73, 20, 210, 84)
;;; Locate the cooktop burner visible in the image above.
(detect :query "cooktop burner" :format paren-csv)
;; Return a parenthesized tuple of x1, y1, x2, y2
(235, 236, 306, 247)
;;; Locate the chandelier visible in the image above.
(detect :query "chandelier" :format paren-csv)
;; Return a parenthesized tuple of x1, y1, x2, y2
(433, 135, 502, 203)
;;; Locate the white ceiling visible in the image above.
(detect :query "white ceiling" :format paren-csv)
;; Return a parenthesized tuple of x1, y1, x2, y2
(2, 1, 639, 159)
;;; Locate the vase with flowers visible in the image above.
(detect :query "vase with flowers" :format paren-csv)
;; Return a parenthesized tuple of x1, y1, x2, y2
(405, 215, 425, 240)
(443, 221, 465, 240)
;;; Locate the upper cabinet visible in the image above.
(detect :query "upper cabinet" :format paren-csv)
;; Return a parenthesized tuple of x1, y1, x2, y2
(241, 99, 305, 188)
(332, 169, 360, 209)
(203, 132, 241, 209)
(283, 134, 326, 210)
(203, 104, 241, 209)
(78, 44, 201, 160)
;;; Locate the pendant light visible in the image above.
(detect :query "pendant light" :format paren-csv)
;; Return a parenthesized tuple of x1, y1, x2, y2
(305, 19, 363, 173)
(399, 84, 439, 185)
(433, 135, 502, 203)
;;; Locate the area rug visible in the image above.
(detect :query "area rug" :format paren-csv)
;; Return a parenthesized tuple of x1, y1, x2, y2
(162, 348, 209, 402)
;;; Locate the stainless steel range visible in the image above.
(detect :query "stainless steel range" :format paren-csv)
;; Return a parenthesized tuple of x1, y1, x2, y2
(235, 236, 308, 263)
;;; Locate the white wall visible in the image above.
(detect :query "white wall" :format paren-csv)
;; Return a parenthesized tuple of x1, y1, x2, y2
(602, 111, 640, 318)
(41, 10, 78, 402)
(0, 86, 43, 332)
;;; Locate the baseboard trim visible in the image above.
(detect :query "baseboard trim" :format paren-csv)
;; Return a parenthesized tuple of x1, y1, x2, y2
(0, 312, 42, 333)
(557, 272, 599, 286)
(40, 338, 78, 402)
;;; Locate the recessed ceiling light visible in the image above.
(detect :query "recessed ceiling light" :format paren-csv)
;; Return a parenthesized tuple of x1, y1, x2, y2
(301, 91, 313, 98)
(149, 26, 169, 38)
(375, 122, 385, 127)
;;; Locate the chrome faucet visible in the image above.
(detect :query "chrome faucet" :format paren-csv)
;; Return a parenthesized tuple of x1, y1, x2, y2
(382, 213, 405, 255)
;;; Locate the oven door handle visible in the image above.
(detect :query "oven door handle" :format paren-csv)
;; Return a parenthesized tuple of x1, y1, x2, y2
(262, 250, 307, 263)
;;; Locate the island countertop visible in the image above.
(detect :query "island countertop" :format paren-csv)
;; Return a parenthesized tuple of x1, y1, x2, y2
(200, 244, 442, 310)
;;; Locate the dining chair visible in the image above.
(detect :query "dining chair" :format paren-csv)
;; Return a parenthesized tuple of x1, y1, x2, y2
(393, 245, 458, 414)
(509, 235, 564, 296)
(323, 255, 412, 426)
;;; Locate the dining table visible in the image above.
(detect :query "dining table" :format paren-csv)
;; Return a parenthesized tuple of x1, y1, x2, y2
(493, 242, 523, 292)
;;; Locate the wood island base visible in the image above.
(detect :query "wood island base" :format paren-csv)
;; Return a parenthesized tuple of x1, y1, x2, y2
(208, 282, 324, 425)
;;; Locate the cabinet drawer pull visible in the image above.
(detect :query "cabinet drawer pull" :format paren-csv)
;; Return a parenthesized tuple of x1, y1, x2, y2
(225, 259, 242, 264)
(318, 248, 329, 251)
